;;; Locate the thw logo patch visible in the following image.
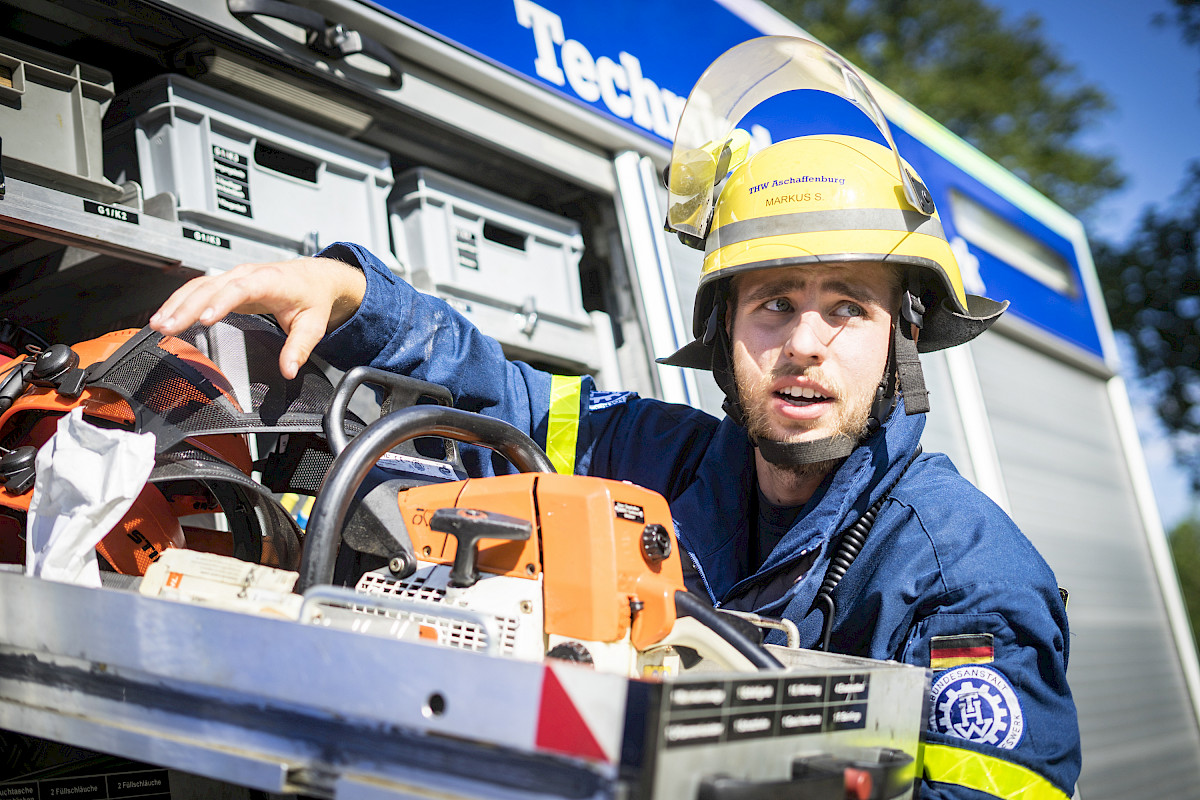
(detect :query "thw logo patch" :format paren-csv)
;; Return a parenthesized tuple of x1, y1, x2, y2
(930, 665, 1024, 750)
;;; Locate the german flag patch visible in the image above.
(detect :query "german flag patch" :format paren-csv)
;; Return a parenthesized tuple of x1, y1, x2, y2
(930, 633, 994, 670)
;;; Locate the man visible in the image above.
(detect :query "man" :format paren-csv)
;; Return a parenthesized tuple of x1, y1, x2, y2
(149, 61, 1079, 800)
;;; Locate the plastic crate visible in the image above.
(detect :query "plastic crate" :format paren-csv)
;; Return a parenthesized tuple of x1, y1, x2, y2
(390, 168, 588, 328)
(103, 75, 394, 257)
(0, 36, 124, 201)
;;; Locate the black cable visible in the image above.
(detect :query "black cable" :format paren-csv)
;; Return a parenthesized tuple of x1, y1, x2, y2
(675, 590, 784, 670)
(814, 446, 923, 652)
(815, 497, 883, 652)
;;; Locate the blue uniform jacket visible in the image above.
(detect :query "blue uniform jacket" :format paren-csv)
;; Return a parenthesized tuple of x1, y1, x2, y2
(315, 243, 1081, 800)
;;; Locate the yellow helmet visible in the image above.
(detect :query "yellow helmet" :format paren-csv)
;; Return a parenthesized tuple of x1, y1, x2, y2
(666, 133, 1006, 364)
(659, 36, 1007, 463)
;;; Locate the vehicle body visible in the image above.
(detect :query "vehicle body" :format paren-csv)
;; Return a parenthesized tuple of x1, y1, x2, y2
(0, 0, 1196, 797)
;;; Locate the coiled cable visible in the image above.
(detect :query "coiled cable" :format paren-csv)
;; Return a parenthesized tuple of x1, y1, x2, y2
(814, 446, 922, 652)
(815, 497, 883, 652)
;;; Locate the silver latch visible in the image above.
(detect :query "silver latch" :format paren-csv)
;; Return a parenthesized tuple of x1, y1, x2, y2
(519, 296, 538, 337)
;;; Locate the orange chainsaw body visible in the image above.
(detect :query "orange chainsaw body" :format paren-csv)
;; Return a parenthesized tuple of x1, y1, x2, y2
(395, 472, 687, 650)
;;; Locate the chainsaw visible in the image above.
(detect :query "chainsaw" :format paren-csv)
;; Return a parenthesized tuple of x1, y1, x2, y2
(295, 365, 787, 679)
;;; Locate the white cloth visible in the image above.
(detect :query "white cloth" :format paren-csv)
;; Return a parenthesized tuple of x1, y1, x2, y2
(25, 408, 156, 586)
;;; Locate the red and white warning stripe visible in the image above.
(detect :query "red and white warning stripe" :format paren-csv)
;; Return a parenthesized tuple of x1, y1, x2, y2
(535, 662, 628, 765)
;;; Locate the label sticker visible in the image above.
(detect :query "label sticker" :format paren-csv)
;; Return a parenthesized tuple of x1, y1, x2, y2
(731, 680, 776, 706)
(779, 709, 822, 734)
(212, 145, 247, 166)
(215, 174, 250, 201)
(376, 451, 459, 480)
(826, 702, 868, 731)
(212, 146, 252, 218)
(668, 682, 726, 711)
(213, 159, 249, 183)
(83, 200, 138, 224)
(663, 717, 724, 747)
(614, 501, 644, 523)
(216, 194, 252, 217)
(830, 674, 869, 702)
(183, 227, 231, 249)
(930, 665, 1024, 750)
(783, 676, 826, 704)
(727, 711, 775, 741)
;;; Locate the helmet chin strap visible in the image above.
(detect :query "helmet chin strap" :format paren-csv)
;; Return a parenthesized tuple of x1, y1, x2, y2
(712, 281, 930, 469)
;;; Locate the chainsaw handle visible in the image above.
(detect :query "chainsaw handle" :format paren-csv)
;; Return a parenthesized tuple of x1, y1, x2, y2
(325, 365, 455, 456)
(299, 405, 554, 592)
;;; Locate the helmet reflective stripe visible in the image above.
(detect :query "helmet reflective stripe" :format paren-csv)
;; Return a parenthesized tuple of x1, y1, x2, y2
(698, 133, 972, 322)
(705, 209, 947, 256)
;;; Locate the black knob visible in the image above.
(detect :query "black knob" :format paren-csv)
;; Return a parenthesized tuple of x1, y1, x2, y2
(547, 641, 594, 665)
(30, 344, 79, 383)
(387, 551, 417, 579)
(641, 523, 672, 563)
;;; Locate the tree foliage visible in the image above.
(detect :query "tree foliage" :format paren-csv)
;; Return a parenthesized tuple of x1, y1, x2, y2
(1170, 516, 1200, 652)
(761, 0, 1124, 216)
(1160, 0, 1200, 49)
(1159, 0, 1200, 101)
(1095, 171, 1200, 487)
(1095, 0, 1200, 489)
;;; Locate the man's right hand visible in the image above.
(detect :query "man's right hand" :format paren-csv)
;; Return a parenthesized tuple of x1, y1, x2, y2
(149, 257, 367, 379)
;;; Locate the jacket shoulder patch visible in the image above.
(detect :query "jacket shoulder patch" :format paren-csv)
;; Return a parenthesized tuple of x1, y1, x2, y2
(930, 665, 1024, 750)
(930, 633, 994, 670)
(588, 391, 635, 411)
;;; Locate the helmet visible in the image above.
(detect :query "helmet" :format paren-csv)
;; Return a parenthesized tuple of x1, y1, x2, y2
(660, 36, 1006, 465)
(0, 316, 321, 575)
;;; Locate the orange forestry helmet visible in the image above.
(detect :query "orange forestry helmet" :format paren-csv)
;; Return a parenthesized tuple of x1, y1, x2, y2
(0, 315, 328, 576)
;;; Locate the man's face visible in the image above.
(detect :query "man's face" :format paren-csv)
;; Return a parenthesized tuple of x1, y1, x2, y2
(728, 262, 898, 448)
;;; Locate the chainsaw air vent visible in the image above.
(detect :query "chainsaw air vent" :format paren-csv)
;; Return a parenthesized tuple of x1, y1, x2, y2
(355, 572, 521, 655)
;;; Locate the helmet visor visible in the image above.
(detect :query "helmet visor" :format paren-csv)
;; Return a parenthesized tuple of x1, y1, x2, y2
(666, 36, 930, 239)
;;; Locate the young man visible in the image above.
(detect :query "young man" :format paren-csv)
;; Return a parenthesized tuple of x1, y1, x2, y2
(151, 124, 1079, 800)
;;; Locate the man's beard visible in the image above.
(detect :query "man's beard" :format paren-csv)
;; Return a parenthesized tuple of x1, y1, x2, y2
(737, 363, 876, 481)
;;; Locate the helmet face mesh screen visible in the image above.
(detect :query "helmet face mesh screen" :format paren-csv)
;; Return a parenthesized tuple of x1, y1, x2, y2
(86, 314, 332, 453)
(199, 318, 336, 422)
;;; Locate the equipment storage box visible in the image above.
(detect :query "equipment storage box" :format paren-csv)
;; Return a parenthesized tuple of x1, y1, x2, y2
(0, 36, 124, 201)
(390, 168, 606, 373)
(103, 75, 394, 258)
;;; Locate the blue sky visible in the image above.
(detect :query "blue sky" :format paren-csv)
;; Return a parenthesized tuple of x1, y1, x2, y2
(993, 0, 1199, 526)
(993, 0, 1200, 244)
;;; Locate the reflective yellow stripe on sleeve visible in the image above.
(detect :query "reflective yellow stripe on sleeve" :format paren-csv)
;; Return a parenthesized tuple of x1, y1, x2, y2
(547, 375, 583, 475)
(922, 743, 1069, 800)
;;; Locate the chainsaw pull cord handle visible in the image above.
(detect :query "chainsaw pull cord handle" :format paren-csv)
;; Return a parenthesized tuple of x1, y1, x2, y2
(299, 405, 554, 593)
(675, 590, 784, 670)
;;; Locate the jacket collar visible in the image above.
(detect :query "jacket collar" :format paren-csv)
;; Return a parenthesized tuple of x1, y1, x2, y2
(674, 400, 925, 602)
(754, 398, 925, 576)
